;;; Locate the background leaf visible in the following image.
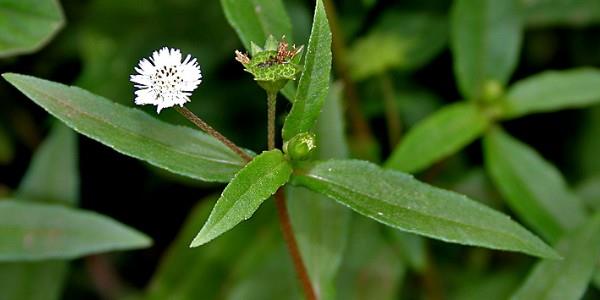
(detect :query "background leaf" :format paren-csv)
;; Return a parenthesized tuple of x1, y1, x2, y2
(347, 11, 447, 80)
(0, 123, 77, 300)
(502, 68, 600, 118)
(450, 0, 523, 100)
(282, 0, 332, 141)
(293, 159, 559, 259)
(483, 127, 588, 242)
(2, 73, 247, 183)
(0, 200, 151, 261)
(0, 124, 14, 165)
(220, 0, 292, 49)
(511, 213, 600, 300)
(191, 150, 292, 247)
(0, 0, 64, 57)
(287, 82, 351, 300)
(525, 0, 600, 27)
(386, 102, 489, 173)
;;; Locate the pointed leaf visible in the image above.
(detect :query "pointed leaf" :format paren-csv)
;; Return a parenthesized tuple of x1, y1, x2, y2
(0, 200, 151, 261)
(0, 0, 64, 57)
(484, 127, 588, 242)
(191, 150, 292, 247)
(503, 68, 600, 118)
(282, 0, 332, 141)
(386, 102, 489, 173)
(0, 123, 78, 300)
(293, 159, 560, 259)
(512, 213, 600, 300)
(220, 0, 292, 50)
(450, 0, 523, 100)
(2, 73, 247, 183)
(17, 123, 79, 206)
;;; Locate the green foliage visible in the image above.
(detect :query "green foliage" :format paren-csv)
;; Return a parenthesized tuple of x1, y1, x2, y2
(0, 124, 13, 164)
(220, 0, 292, 50)
(191, 150, 292, 247)
(484, 127, 588, 242)
(0, 200, 150, 261)
(0, 0, 64, 57)
(287, 82, 351, 300)
(0, 123, 76, 300)
(347, 11, 447, 80)
(451, 0, 523, 100)
(503, 68, 600, 118)
(293, 159, 559, 259)
(512, 213, 600, 300)
(282, 0, 332, 141)
(386, 102, 489, 173)
(2, 73, 247, 183)
(525, 0, 600, 27)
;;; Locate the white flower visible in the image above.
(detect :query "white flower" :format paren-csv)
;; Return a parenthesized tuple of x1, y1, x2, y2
(130, 47, 202, 113)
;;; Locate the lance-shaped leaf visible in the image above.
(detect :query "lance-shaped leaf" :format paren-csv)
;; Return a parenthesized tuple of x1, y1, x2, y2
(0, 0, 64, 57)
(450, 0, 523, 100)
(282, 0, 332, 141)
(220, 0, 292, 50)
(385, 102, 489, 173)
(0, 200, 151, 261)
(0, 123, 77, 300)
(484, 127, 588, 242)
(2, 73, 247, 183)
(292, 159, 560, 259)
(288, 82, 350, 299)
(502, 68, 600, 119)
(511, 213, 600, 300)
(191, 150, 292, 247)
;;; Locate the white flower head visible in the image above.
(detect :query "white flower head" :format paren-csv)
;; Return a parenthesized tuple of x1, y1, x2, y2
(130, 47, 202, 113)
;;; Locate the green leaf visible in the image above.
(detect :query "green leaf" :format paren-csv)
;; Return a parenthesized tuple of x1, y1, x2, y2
(483, 127, 588, 242)
(525, 0, 600, 27)
(2, 73, 247, 183)
(575, 176, 600, 212)
(191, 150, 292, 247)
(0, 200, 151, 261)
(288, 82, 350, 299)
(146, 196, 273, 300)
(387, 230, 427, 273)
(502, 68, 600, 118)
(293, 159, 560, 259)
(0, 0, 64, 57)
(511, 213, 600, 300)
(17, 123, 79, 206)
(282, 0, 332, 141)
(385, 102, 489, 173)
(336, 215, 406, 300)
(450, 0, 523, 100)
(0, 123, 77, 300)
(220, 0, 292, 50)
(347, 12, 447, 80)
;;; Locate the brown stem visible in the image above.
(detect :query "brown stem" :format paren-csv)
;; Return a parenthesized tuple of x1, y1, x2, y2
(275, 189, 317, 300)
(267, 92, 317, 300)
(379, 73, 402, 148)
(174, 106, 252, 162)
(85, 255, 124, 300)
(323, 0, 374, 149)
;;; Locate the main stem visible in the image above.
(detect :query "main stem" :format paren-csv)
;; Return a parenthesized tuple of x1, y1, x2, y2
(175, 106, 252, 162)
(267, 92, 317, 300)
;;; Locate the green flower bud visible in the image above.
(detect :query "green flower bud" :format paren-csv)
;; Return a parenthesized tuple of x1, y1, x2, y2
(235, 36, 303, 94)
(284, 132, 317, 161)
(481, 80, 504, 103)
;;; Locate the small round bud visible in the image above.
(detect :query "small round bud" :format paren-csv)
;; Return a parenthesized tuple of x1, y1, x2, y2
(481, 80, 504, 103)
(284, 132, 317, 161)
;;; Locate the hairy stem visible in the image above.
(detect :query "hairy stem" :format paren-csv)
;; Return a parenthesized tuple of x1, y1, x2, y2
(267, 92, 317, 300)
(174, 106, 252, 162)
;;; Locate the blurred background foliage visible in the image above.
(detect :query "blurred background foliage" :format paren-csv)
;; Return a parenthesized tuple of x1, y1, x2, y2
(1, 0, 600, 299)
